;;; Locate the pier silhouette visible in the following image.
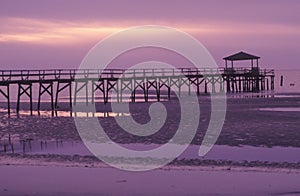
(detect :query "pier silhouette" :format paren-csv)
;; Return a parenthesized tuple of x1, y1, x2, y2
(0, 66, 274, 116)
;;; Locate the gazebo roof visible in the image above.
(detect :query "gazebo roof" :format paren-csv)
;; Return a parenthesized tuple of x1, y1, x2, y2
(223, 51, 260, 61)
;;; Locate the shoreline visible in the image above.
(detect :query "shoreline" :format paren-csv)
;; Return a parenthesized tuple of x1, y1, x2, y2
(1, 153, 299, 174)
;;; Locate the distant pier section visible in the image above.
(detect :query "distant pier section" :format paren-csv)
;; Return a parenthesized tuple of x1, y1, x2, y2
(0, 52, 275, 115)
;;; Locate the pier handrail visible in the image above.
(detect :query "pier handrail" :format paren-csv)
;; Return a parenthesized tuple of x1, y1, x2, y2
(0, 67, 275, 82)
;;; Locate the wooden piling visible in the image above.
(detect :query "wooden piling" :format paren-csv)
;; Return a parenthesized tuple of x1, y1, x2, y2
(280, 75, 284, 86)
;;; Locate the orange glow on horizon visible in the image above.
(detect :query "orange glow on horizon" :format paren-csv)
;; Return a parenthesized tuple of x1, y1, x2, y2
(1, 17, 299, 45)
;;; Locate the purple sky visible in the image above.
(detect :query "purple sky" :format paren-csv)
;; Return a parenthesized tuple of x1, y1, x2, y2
(0, 0, 299, 70)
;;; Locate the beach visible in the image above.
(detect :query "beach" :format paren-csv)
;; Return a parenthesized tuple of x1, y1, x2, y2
(0, 165, 300, 196)
(0, 93, 300, 195)
(1, 0, 300, 194)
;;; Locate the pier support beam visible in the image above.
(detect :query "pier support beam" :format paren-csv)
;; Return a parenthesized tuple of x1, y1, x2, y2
(120, 78, 133, 102)
(157, 77, 170, 100)
(170, 76, 182, 96)
(92, 79, 105, 104)
(0, 83, 10, 116)
(106, 79, 119, 103)
(255, 76, 260, 92)
(38, 81, 54, 116)
(271, 76, 275, 90)
(74, 80, 89, 106)
(226, 77, 231, 93)
(146, 79, 158, 101)
(188, 77, 203, 95)
(17, 82, 33, 115)
(55, 80, 72, 109)
(132, 78, 147, 102)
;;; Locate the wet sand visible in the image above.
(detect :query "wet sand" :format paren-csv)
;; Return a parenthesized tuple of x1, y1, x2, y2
(1, 96, 300, 147)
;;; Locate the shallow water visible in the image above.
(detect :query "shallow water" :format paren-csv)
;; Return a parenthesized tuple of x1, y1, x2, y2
(1, 139, 299, 163)
(259, 107, 300, 112)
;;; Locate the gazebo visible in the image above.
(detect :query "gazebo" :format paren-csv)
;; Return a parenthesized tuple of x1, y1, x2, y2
(223, 51, 260, 69)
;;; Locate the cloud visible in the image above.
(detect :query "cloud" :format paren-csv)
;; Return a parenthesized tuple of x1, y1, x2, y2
(1, 17, 299, 46)
(0, 17, 126, 44)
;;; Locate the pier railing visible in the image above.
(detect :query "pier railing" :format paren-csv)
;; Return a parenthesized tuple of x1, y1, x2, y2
(0, 67, 274, 82)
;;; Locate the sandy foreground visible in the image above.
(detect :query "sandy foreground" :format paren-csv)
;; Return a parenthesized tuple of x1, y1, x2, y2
(0, 164, 299, 196)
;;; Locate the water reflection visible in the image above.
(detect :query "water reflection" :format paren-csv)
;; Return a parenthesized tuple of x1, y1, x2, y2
(0, 139, 91, 155)
(0, 108, 130, 118)
(226, 91, 275, 98)
(71, 111, 130, 118)
(1, 137, 299, 163)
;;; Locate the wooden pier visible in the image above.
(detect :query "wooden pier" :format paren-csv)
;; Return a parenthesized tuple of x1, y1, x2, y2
(0, 66, 275, 116)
